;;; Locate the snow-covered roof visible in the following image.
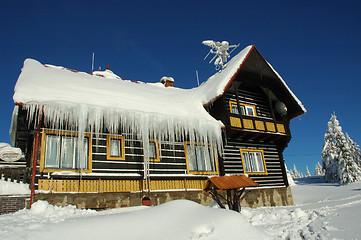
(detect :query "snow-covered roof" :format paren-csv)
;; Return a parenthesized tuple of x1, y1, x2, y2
(14, 59, 213, 122)
(12, 58, 224, 155)
(196, 45, 306, 117)
(11, 45, 305, 154)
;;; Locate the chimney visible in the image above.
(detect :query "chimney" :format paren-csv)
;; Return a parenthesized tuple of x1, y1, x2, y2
(160, 76, 174, 87)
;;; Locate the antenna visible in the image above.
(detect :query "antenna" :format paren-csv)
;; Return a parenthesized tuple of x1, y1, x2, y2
(91, 52, 95, 73)
(196, 70, 200, 86)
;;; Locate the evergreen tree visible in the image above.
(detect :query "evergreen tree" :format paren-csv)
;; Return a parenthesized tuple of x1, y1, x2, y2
(289, 169, 294, 178)
(322, 114, 361, 184)
(337, 132, 361, 184)
(293, 164, 300, 178)
(306, 165, 311, 177)
(322, 114, 339, 182)
(346, 133, 361, 167)
(314, 162, 324, 176)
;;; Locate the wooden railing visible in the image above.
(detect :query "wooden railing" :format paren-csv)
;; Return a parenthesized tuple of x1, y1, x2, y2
(229, 115, 288, 135)
(0, 167, 30, 184)
(38, 179, 208, 193)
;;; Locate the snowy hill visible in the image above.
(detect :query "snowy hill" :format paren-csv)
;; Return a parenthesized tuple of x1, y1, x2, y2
(0, 177, 360, 239)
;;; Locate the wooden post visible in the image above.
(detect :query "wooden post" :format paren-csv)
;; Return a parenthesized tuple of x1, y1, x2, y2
(29, 111, 42, 208)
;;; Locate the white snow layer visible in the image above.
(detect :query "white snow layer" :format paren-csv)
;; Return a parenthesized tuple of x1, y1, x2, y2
(1, 178, 361, 239)
(0, 178, 30, 195)
(13, 59, 224, 160)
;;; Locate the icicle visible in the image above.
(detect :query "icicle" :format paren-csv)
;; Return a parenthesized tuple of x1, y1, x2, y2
(22, 101, 223, 173)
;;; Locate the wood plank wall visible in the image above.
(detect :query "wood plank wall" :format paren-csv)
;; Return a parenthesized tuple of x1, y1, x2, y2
(91, 134, 188, 176)
(222, 141, 286, 187)
(221, 85, 287, 187)
(224, 89, 272, 119)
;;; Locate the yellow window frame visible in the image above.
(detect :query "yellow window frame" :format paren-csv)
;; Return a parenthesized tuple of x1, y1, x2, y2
(40, 129, 92, 173)
(229, 101, 257, 116)
(106, 135, 125, 160)
(239, 148, 268, 175)
(148, 139, 160, 162)
(184, 141, 219, 175)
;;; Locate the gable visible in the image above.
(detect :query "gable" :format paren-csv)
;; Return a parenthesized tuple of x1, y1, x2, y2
(198, 45, 306, 120)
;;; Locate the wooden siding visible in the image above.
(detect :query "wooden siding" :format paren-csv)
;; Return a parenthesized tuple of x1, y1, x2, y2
(87, 134, 190, 176)
(34, 131, 214, 188)
(222, 141, 286, 187)
(224, 89, 272, 119)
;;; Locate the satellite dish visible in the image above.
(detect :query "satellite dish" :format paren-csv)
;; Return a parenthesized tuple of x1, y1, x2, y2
(275, 101, 287, 116)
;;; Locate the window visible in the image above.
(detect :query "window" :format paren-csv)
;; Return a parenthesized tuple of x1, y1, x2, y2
(148, 139, 160, 162)
(244, 105, 255, 116)
(184, 142, 218, 174)
(229, 101, 256, 116)
(107, 135, 125, 160)
(231, 103, 239, 114)
(40, 130, 92, 173)
(240, 149, 267, 175)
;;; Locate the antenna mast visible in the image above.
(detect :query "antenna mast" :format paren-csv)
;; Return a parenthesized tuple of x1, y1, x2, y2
(196, 70, 200, 86)
(91, 52, 95, 73)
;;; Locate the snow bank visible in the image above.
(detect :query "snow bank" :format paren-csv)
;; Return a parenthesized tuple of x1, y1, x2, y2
(1, 200, 269, 240)
(0, 178, 30, 195)
(1, 180, 361, 239)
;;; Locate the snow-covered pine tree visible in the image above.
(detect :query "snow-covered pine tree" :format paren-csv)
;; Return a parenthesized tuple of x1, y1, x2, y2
(336, 131, 361, 184)
(284, 163, 295, 186)
(322, 114, 361, 184)
(293, 164, 300, 178)
(346, 133, 361, 168)
(314, 162, 324, 176)
(289, 169, 294, 178)
(322, 114, 341, 182)
(306, 165, 311, 177)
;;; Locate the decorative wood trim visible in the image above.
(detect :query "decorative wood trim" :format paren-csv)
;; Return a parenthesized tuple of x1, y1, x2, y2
(230, 117, 242, 128)
(243, 119, 254, 129)
(106, 135, 126, 160)
(37, 179, 207, 192)
(255, 120, 265, 131)
(265, 122, 276, 132)
(276, 124, 286, 133)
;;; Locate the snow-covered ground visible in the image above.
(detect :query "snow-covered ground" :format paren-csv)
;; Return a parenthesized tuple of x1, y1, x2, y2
(0, 177, 360, 239)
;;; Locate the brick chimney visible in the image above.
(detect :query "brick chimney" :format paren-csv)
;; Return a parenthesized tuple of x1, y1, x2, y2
(160, 76, 174, 87)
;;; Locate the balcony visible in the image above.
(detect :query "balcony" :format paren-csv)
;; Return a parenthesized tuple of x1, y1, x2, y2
(228, 114, 290, 142)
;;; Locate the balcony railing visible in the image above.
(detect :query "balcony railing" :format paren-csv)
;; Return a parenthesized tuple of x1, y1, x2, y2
(229, 115, 288, 135)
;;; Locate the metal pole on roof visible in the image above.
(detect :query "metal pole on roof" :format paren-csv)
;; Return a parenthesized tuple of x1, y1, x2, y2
(196, 71, 200, 86)
(91, 52, 95, 73)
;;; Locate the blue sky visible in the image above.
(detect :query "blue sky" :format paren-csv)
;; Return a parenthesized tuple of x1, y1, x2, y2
(1, 0, 360, 174)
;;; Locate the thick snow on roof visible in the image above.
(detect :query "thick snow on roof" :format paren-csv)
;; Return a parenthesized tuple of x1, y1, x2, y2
(13, 58, 224, 161)
(14, 59, 205, 118)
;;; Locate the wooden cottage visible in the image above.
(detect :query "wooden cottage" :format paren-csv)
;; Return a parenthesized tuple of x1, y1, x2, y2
(10, 45, 305, 209)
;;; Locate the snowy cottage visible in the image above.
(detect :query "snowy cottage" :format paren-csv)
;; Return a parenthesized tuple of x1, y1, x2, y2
(10, 45, 306, 209)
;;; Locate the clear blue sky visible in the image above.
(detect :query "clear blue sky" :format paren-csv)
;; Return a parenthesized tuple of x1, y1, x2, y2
(1, 0, 360, 174)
